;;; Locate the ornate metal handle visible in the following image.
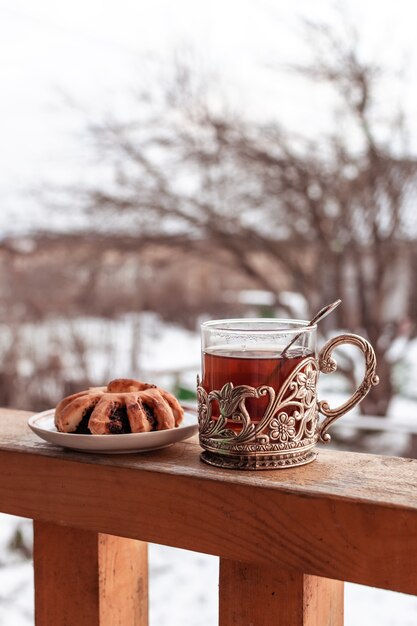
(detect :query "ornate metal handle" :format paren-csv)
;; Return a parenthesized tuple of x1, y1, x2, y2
(318, 334, 379, 443)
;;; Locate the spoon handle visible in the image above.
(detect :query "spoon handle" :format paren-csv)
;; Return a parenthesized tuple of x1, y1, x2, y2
(308, 299, 342, 328)
(280, 299, 341, 357)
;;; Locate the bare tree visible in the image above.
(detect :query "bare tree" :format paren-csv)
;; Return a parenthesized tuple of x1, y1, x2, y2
(65, 22, 417, 416)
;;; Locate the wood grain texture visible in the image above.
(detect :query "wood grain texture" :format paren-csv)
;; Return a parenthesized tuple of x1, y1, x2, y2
(3, 409, 416, 509)
(33, 522, 148, 626)
(219, 559, 343, 626)
(99, 534, 148, 626)
(2, 409, 417, 594)
(303, 574, 344, 626)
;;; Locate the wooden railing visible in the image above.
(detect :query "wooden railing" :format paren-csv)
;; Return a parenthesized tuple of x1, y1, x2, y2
(1, 407, 417, 625)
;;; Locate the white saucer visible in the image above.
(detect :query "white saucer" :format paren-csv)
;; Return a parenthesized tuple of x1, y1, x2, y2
(28, 409, 198, 454)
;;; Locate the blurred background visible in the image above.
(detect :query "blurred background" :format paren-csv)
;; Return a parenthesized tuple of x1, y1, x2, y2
(1, 0, 417, 624)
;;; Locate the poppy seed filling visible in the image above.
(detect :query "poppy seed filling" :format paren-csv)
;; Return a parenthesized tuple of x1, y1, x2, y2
(142, 403, 156, 430)
(107, 404, 132, 434)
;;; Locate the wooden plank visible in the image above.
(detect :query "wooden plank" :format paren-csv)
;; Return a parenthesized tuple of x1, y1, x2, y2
(2, 409, 417, 594)
(99, 534, 148, 626)
(219, 560, 343, 626)
(33, 521, 148, 626)
(3, 409, 416, 509)
(303, 575, 344, 626)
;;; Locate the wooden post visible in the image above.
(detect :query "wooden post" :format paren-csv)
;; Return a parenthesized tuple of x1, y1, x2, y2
(33, 521, 148, 626)
(219, 559, 343, 626)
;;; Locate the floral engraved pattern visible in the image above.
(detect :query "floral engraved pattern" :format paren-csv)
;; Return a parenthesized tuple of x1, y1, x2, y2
(296, 364, 317, 404)
(319, 357, 337, 374)
(210, 382, 257, 419)
(270, 413, 296, 442)
(197, 356, 319, 455)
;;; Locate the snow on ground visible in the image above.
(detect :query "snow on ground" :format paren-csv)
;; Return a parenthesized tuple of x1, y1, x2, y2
(0, 516, 33, 626)
(2, 313, 200, 391)
(149, 545, 218, 626)
(8, 314, 417, 414)
(346, 584, 417, 626)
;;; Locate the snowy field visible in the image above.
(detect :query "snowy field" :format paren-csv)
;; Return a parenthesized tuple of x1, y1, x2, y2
(4, 311, 417, 401)
(0, 313, 201, 392)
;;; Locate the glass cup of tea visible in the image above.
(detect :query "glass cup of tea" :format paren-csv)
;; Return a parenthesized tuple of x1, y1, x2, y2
(197, 319, 379, 470)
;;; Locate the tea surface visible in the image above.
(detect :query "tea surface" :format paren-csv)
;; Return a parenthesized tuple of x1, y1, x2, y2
(202, 347, 313, 422)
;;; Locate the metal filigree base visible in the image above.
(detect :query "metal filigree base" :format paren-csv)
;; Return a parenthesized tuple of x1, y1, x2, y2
(200, 449, 317, 470)
(197, 357, 320, 471)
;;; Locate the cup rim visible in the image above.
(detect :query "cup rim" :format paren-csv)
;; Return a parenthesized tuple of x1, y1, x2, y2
(201, 318, 316, 334)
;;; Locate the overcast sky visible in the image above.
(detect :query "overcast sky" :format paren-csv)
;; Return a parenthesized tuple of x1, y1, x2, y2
(1, 0, 417, 233)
